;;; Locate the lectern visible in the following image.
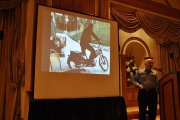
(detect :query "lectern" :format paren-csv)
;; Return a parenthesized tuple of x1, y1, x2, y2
(159, 71, 180, 120)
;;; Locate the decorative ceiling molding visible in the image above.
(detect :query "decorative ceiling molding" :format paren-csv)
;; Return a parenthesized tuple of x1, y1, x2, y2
(110, 0, 180, 21)
(0, 0, 26, 9)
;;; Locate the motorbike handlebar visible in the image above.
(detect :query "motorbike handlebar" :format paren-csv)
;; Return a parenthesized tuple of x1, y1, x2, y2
(93, 38, 102, 44)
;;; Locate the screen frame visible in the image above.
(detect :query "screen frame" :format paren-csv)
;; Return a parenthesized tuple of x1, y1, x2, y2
(33, 4, 120, 99)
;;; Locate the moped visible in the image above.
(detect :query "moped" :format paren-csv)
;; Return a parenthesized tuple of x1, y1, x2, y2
(67, 42, 109, 71)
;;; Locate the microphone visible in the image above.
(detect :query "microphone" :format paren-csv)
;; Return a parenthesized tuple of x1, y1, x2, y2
(154, 67, 164, 73)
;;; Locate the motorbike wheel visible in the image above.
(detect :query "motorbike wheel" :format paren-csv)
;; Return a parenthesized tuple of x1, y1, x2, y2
(99, 55, 109, 71)
(67, 56, 77, 69)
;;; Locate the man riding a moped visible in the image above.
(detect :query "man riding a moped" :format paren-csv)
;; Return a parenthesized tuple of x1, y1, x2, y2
(67, 22, 109, 72)
(80, 23, 102, 66)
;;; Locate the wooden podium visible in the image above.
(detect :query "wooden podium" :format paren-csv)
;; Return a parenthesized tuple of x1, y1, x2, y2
(159, 71, 180, 120)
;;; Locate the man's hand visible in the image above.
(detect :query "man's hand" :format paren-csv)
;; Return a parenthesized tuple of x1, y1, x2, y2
(138, 84, 143, 89)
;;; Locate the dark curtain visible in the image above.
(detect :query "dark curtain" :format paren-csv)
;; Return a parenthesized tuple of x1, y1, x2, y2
(28, 97, 127, 120)
(0, 0, 27, 120)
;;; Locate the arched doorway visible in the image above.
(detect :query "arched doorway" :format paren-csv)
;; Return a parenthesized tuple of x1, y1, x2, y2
(122, 37, 151, 69)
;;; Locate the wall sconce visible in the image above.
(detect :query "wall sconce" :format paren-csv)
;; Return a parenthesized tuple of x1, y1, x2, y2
(169, 52, 173, 58)
(0, 30, 4, 40)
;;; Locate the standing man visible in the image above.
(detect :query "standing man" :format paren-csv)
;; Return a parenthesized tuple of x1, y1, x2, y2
(133, 57, 159, 120)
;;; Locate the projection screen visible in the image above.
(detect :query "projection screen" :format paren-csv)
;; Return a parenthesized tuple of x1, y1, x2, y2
(34, 5, 120, 99)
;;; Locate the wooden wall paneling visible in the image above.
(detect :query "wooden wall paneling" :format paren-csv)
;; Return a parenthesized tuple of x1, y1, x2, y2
(52, 0, 73, 10)
(89, 0, 95, 15)
(72, 0, 86, 13)
(36, 0, 48, 5)
(72, 0, 95, 14)
(52, 0, 96, 15)
(98, 0, 109, 18)
(0, 0, 27, 9)
(52, 0, 61, 8)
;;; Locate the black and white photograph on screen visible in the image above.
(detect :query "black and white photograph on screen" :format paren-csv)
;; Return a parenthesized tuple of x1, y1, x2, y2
(49, 12, 110, 74)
